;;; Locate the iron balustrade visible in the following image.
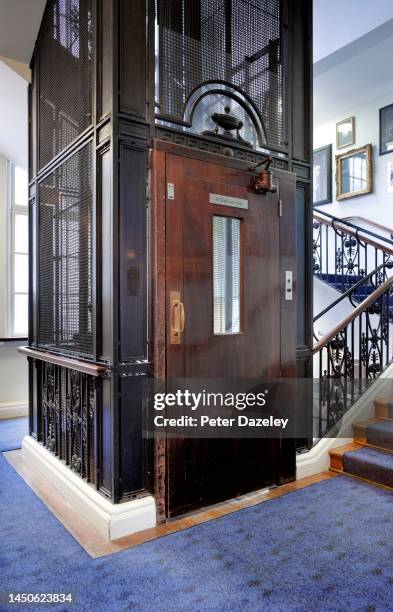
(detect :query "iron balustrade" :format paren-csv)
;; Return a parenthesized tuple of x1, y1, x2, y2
(313, 275, 393, 441)
(313, 262, 393, 338)
(313, 210, 393, 300)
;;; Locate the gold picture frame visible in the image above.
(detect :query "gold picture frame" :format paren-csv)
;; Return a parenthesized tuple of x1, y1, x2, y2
(336, 116, 355, 149)
(336, 144, 372, 201)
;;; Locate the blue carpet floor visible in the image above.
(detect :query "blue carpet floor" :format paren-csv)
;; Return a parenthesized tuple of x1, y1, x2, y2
(0, 417, 28, 451)
(1, 453, 393, 611)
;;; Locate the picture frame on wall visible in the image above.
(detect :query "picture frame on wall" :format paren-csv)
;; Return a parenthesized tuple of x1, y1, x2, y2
(336, 117, 355, 149)
(336, 144, 372, 201)
(313, 144, 332, 206)
(380, 103, 393, 155)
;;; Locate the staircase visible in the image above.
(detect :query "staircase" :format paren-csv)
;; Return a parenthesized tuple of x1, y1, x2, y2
(329, 397, 393, 489)
(318, 272, 393, 317)
(309, 211, 393, 447)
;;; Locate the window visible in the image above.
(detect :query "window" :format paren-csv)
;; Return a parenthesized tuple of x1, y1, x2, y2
(213, 216, 241, 334)
(9, 165, 29, 337)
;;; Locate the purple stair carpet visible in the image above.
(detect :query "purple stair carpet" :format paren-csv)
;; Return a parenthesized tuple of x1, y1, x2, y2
(366, 419, 393, 451)
(343, 447, 393, 488)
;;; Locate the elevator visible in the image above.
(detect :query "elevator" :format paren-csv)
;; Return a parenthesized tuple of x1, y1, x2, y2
(25, 0, 312, 520)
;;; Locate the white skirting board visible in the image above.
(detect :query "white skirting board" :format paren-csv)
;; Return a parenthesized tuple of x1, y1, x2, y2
(21, 436, 156, 540)
(296, 436, 353, 479)
(297, 365, 393, 480)
(0, 401, 28, 419)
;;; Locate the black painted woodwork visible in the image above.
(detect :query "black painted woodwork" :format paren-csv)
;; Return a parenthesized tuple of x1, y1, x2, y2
(27, 0, 312, 508)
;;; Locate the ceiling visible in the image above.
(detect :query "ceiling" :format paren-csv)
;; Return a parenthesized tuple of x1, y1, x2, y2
(313, 0, 393, 63)
(0, 0, 46, 65)
(314, 18, 393, 123)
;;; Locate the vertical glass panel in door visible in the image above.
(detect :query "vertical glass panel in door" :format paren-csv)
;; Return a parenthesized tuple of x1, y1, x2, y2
(213, 216, 241, 334)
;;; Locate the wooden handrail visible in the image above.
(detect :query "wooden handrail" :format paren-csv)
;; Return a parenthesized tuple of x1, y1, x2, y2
(313, 275, 393, 353)
(18, 347, 107, 377)
(342, 216, 393, 237)
(313, 211, 393, 257)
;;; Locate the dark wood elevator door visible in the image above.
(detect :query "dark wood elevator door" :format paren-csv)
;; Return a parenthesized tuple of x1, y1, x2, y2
(165, 151, 290, 517)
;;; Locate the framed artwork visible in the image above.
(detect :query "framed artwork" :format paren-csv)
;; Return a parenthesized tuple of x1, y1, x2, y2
(380, 104, 393, 155)
(336, 144, 372, 201)
(336, 117, 355, 149)
(313, 144, 332, 206)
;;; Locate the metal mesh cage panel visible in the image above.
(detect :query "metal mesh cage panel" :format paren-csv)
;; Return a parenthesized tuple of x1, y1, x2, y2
(156, 0, 284, 148)
(38, 142, 94, 357)
(38, 0, 93, 169)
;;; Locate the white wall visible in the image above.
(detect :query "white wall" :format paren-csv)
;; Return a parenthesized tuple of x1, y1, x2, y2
(0, 62, 29, 411)
(0, 154, 28, 409)
(314, 91, 393, 225)
(313, 279, 353, 339)
(0, 61, 28, 168)
(314, 20, 393, 227)
(0, 345, 28, 404)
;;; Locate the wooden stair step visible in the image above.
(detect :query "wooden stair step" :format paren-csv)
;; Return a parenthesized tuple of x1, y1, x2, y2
(374, 397, 393, 419)
(352, 417, 387, 444)
(342, 446, 393, 489)
(329, 443, 362, 472)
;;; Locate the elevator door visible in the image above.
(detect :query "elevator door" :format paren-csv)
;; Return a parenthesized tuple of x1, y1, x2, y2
(162, 149, 295, 517)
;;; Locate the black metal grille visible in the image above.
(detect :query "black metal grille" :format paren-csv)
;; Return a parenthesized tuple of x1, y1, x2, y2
(38, 142, 94, 357)
(156, 0, 284, 148)
(39, 361, 97, 483)
(38, 0, 93, 169)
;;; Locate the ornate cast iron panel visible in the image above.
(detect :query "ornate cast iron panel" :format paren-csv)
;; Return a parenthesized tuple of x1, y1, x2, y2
(156, 127, 289, 168)
(39, 361, 97, 484)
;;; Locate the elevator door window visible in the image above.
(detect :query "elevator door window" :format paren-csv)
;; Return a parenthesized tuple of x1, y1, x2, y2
(213, 216, 241, 334)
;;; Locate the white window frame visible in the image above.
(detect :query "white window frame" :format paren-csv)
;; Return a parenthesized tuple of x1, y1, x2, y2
(7, 162, 29, 338)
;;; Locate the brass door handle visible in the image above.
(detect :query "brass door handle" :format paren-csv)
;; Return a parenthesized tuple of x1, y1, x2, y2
(173, 301, 185, 333)
(170, 291, 185, 344)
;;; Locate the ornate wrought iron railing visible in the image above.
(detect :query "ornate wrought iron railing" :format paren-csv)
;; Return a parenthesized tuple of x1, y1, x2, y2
(313, 262, 393, 341)
(313, 275, 393, 441)
(40, 361, 97, 480)
(20, 348, 105, 487)
(313, 210, 393, 299)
